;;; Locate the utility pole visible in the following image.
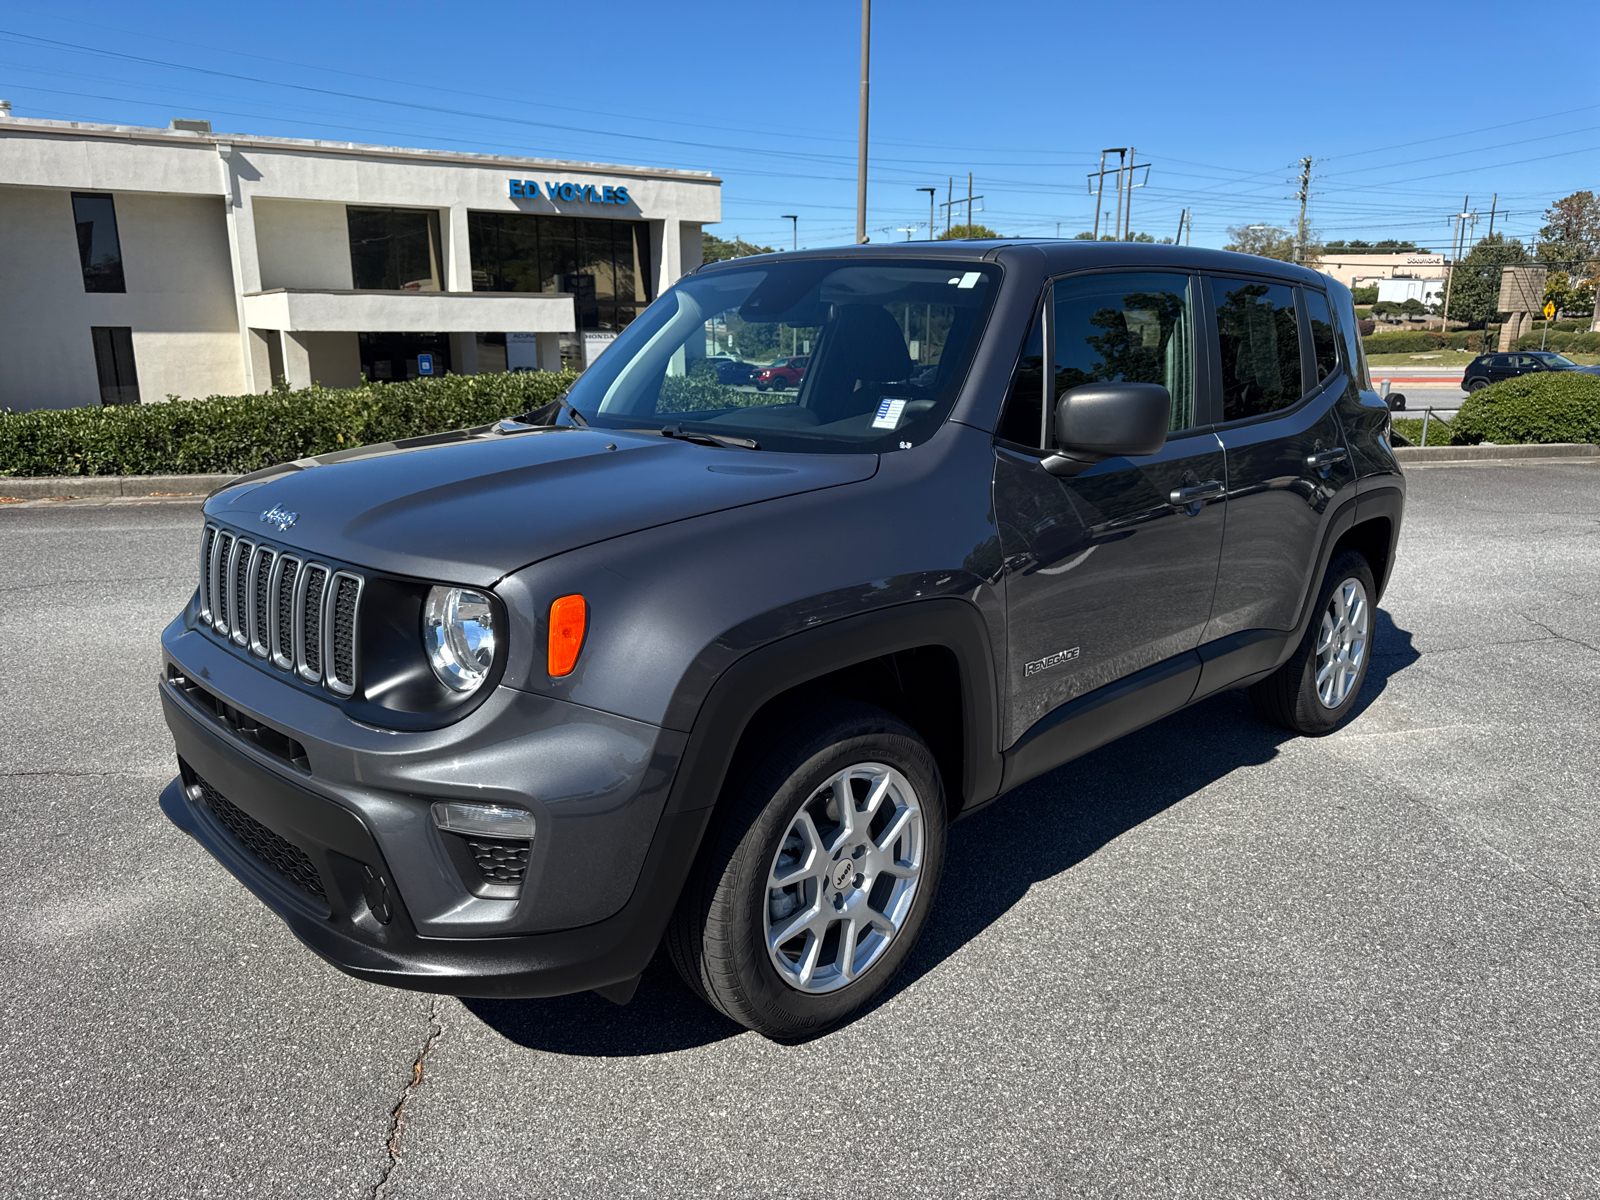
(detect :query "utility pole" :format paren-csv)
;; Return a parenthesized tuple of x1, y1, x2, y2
(781, 214, 798, 251)
(1439, 196, 1471, 336)
(918, 187, 936, 240)
(1485, 193, 1497, 241)
(966, 173, 974, 230)
(855, 0, 870, 244)
(1122, 145, 1137, 240)
(1175, 209, 1187, 245)
(1090, 148, 1126, 240)
(946, 177, 953, 235)
(1293, 155, 1313, 264)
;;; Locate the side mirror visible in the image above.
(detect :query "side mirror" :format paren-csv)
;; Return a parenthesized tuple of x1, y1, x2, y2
(1042, 382, 1170, 476)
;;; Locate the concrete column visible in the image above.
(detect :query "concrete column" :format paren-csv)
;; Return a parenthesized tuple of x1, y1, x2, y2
(679, 222, 703, 275)
(245, 329, 274, 388)
(449, 331, 480, 375)
(281, 331, 314, 390)
(445, 204, 474, 293)
(219, 144, 269, 392)
(535, 333, 562, 372)
(653, 218, 681, 297)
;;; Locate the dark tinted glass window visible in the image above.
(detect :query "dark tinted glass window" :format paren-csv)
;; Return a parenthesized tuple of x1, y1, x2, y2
(1489, 355, 1510, 368)
(1304, 289, 1339, 381)
(71, 193, 126, 293)
(1055, 272, 1197, 430)
(996, 306, 1045, 446)
(468, 212, 654, 331)
(347, 207, 442, 291)
(1211, 277, 1303, 420)
(90, 326, 140, 404)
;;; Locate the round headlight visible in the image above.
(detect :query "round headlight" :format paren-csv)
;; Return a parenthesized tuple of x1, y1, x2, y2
(423, 586, 497, 693)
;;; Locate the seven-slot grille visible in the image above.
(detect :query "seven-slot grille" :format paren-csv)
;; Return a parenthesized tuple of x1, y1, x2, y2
(200, 523, 363, 696)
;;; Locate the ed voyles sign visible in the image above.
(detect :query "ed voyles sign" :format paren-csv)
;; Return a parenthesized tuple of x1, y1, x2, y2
(509, 180, 632, 205)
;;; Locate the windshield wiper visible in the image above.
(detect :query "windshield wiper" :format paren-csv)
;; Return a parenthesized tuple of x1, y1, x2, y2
(512, 392, 589, 428)
(657, 424, 760, 450)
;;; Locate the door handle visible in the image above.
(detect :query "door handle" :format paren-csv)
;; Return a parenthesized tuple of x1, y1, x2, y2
(1169, 480, 1225, 506)
(1305, 447, 1349, 470)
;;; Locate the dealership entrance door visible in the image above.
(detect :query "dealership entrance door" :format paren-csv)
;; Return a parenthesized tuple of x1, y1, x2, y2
(358, 332, 451, 381)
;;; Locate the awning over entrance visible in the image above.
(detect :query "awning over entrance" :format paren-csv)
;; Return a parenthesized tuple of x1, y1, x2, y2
(240, 288, 576, 333)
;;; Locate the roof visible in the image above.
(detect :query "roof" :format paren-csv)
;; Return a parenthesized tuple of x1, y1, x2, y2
(0, 115, 720, 184)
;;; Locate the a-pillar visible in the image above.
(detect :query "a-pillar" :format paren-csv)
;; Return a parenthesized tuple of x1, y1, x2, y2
(280, 331, 314, 390)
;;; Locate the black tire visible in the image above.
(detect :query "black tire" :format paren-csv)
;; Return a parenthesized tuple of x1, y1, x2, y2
(755, 381, 769, 392)
(1249, 549, 1377, 735)
(1465, 378, 1488, 393)
(666, 701, 947, 1039)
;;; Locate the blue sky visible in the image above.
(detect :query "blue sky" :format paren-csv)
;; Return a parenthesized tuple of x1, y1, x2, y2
(3, 0, 1597, 252)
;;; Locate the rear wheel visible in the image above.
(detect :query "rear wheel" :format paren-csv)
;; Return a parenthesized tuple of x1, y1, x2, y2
(1465, 378, 1488, 393)
(1250, 549, 1375, 735)
(667, 702, 947, 1039)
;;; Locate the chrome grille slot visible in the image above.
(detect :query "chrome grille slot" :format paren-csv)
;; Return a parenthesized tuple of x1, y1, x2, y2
(325, 572, 363, 696)
(230, 539, 254, 646)
(194, 524, 363, 698)
(297, 565, 329, 683)
(249, 547, 275, 658)
(198, 525, 216, 621)
(209, 531, 234, 633)
(270, 555, 299, 670)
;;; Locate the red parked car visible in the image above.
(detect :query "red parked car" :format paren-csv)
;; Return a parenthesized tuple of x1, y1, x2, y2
(754, 355, 809, 391)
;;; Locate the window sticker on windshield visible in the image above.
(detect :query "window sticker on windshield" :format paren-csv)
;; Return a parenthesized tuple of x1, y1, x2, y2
(872, 398, 909, 429)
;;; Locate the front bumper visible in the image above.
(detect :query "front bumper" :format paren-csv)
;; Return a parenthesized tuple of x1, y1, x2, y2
(158, 619, 704, 998)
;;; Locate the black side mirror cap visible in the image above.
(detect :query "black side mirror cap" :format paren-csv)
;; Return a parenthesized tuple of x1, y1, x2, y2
(1042, 382, 1171, 477)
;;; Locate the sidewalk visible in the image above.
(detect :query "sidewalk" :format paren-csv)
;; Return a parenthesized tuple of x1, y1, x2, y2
(0, 472, 235, 508)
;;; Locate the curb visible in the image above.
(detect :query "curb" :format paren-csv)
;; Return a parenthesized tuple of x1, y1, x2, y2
(1394, 443, 1599, 463)
(0, 473, 237, 500)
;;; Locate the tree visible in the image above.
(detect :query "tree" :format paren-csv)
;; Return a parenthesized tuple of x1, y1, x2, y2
(1536, 191, 1600, 303)
(1323, 239, 1431, 254)
(1545, 270, 1598, 318)
(1444, 233, 1530, 325)
(1071, 230, 1161, 242)
(701, 232, 775, 263)
(938, 224, 1000, 240)
(1399, 298, 1426, 317)
(1224, 223, 1298, 261)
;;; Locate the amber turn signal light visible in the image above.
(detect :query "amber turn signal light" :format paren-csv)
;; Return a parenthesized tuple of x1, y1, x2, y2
(547, 594, 587, 677)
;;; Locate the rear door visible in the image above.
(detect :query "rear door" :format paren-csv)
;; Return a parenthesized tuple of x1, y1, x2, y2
(1203, 276, 1356, 642)
(992, 269, 1227, 742)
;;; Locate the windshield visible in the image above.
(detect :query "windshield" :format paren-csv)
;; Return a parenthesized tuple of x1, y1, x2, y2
(1531, 352, 1576, 366)
(561, 258, 1002, 453)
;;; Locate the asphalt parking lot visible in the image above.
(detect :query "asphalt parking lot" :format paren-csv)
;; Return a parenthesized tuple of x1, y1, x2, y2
(3, 461, 1598, 1199)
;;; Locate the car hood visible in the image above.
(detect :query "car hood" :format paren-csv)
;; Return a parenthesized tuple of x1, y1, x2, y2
(204, 424, 878, 587)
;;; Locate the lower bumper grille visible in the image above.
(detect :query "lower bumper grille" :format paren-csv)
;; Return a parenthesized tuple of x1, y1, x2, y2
(193, 774, 328, 902)
(467, 839, 531, 885)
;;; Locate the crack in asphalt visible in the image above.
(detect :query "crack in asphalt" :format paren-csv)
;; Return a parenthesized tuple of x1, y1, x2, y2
(373, 996, 445, 1200)
(1518, 612, 1600, 656)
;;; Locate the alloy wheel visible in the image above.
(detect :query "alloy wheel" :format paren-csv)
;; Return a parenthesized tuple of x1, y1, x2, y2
(1315, 576, 1370, 708)
(763, 762, 925, 994)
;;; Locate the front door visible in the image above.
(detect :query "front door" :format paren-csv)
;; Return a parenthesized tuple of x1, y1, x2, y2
(993, 270, 1226, 744)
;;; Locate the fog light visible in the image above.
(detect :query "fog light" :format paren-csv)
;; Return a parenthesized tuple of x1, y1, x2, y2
(430, 800, 536, 840)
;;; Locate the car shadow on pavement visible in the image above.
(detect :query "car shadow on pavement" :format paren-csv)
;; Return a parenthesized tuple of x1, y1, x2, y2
(464, 610, 1420, 1054)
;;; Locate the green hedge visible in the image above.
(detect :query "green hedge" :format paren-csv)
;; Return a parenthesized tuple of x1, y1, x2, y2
(1450, 371, 1600, 445)
(1510, 330, 1600, 354)
(1361, 330, 1480, 354)
(0, 370, 577, 478)
(1391, 416, 1460, 447)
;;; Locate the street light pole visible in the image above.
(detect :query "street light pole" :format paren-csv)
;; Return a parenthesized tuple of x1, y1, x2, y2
(856, 0, 870, 245)
(781, 214, 798, 251)
(918, 187, 936, 240)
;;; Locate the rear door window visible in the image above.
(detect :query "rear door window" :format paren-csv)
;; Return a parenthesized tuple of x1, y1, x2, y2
(1210, 277, 1304, 421)
(1303, 289, 1339, 382)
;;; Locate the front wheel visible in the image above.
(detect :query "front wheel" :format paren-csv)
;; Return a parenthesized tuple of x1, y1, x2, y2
(1249, 549, 1376, 735)
(667, 702, 947, 1039)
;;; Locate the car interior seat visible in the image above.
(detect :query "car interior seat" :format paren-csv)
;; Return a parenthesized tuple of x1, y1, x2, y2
(802, 304, 914, 426)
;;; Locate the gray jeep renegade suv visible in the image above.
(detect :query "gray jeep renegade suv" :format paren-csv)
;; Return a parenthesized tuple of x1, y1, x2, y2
(159, 242, 1402, 1039)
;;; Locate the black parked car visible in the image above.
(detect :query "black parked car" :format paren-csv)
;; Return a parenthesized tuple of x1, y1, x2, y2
(1461, 350, 1600, 391)
(698, 355, 757, 385)
(159, 243, 1402, 1039)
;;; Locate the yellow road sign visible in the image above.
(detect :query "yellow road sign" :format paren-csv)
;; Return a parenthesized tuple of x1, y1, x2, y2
(1544, 300, 1557, 319)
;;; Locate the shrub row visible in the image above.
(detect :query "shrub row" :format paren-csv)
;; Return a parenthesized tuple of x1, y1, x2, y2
(1510, 330, 1600, 354)
(0, 370, 577, 478)
(1361, 330, 1480, 354)
(1449, 371, 1600, 445)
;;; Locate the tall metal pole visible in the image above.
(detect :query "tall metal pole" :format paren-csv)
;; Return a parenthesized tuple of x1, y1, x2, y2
(1123, 145, 1137, 240)
(918, 187, 936, 240)
(966, 173, 974, 231)
(1112, 149, 1126, 241)
(781, 214, 798, 250)
(855, 0, 870, 245)
(1440, 197, 1468, 338)
(946, 177, 953, 235)
(1092, 150, 1107, 239)
(1293, 156, 1313, 264)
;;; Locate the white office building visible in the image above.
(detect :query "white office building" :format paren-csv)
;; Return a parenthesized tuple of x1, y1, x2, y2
(0, 110, 720, 410)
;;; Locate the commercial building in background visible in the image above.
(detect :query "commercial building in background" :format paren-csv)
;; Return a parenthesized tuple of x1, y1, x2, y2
(0, 112, 719, 410)
(1308, 251, 1447, 291)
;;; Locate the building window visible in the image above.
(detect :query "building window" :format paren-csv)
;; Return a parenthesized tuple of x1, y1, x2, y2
(358, 332, 451, 382)
(467, 213, 652, 332)
(90, 327, 141, 405)
(347, 207, 443, 291)
(71, 193, 126, 293)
